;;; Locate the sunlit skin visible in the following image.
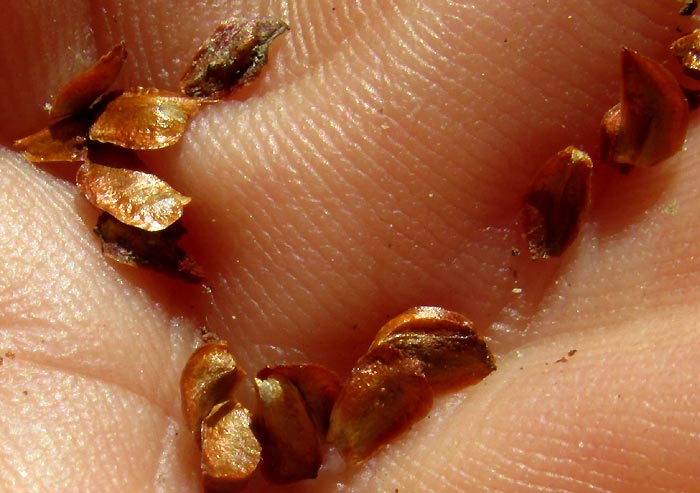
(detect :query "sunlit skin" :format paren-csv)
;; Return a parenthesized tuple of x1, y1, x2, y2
(0, 1, 699, 492)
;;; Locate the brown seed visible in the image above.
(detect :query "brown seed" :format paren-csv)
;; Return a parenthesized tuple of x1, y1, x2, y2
(50, 42, 127, 119)
(89, 88, 201, 150)
(680, 0, 697, 16)
(201, 400, 262, 491)
(180, 341, 245, 441)
(601, 48, 689, 168)
(369, 306, 496, 392)
(327, 345, 433, 464)
(671, 29, 700, 79)
(76, 162, 191, 232)
(257, 365, 340, 434)
(524, 146, 593, 259)
(180, 17, 289, 99)
(13, 114, 91, 163)
(254, 372, 324, 483)
(93, 212, 204, 283)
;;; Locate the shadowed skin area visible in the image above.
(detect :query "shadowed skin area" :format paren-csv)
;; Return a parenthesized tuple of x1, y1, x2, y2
(0, 1, 699, 492)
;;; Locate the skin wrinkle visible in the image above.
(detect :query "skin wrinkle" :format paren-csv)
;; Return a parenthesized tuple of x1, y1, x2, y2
(0, 329, 183, 420)
(275, 42, 475, 247)
(284, 0, 403, 79)
(489, 451, 586, 493)
(222, 101, 395, 283)
(270, 161, 368, 288)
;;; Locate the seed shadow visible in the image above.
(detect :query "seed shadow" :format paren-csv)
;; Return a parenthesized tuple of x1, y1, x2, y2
(590, 155, 678, 238)
(30, 160, 81, 184)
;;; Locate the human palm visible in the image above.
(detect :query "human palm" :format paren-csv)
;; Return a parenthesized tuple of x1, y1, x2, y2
(1, 1, 698, 492)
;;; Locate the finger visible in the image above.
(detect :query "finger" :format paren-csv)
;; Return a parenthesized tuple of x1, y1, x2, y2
(0, 148, 201, 490)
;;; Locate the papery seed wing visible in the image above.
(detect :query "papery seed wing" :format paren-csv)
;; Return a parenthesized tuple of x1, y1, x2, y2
(13, 114, 91, 163)
(89, 89, 200, 150)
(77, 162, 191, 232)
(50, 42, 127, 119)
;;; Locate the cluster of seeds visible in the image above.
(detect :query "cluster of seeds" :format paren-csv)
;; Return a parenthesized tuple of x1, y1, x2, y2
(180, 307, 495, 488)
(13, 17, 289, 281)
(524, 30, 700, 259)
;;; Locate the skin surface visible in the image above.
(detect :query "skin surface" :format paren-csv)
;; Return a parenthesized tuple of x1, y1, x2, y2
(0, 0, 699, 492)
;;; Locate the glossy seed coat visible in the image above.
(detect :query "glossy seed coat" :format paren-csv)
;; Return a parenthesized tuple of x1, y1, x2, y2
(525, 146, 593, 259)
(327, 345, 433, 464)
(254, 373, 324, 483)
(601, 48, 689, 168)
(77, 162, 191, 232)
(369, 306, 496, 391)
(671, 29, 700, 79)
(201, 400, 261, 491)
(89, 89, 200, 150)
(180, 342, 245, 441)
(257, 365, 340, 434)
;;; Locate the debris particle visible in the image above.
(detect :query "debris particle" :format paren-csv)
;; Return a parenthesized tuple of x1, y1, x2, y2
(556, 349, 577, 363)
